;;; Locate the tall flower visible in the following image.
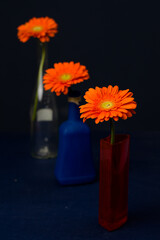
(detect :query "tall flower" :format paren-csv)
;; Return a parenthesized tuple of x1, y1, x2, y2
(80, 85, 137, 124)
(43, 62, 90, 96)
(17, 17, 58, 121)
(17, 17, 58, 42)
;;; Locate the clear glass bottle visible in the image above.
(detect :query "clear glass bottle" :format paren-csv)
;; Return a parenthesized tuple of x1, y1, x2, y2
(30, 42, 58, 159)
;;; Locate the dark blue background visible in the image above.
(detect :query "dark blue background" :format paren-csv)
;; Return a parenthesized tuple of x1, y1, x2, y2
(0, 0, 160, 133)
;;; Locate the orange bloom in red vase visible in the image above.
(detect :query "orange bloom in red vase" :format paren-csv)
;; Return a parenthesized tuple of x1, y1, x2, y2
(43, 62, 90, 96)
(17, 17, 58, 42)
(80, 85, 137, 124)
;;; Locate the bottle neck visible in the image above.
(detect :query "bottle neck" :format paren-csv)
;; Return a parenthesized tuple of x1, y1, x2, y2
(37, 41, 48, 70)
(37, 42, 49, 103)
(68, 102, 80, 121)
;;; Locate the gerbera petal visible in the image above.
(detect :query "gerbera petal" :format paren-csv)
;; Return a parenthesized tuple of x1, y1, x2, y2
(118, 108, 128, 113)
(121, 97, 134, 104)
(117, 112, 123, 117)
(126, 111, 132, 117)
(118, 89, 129, 98)
(130, 109, 136, 114)
(108, 85, 113, 93)
(104, 117, 110, 121)
(112, 85, 119, 95)
(80, 111, 98, 119)
(122, 113, 128, 120)
(121, 103, 137, 109)
(95, 118, 100, 124)
(113, 116, 119, 121)
(97, 111, 106, 120)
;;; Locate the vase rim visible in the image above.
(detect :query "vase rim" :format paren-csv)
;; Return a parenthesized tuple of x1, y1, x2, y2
(102, 134, 130, 146)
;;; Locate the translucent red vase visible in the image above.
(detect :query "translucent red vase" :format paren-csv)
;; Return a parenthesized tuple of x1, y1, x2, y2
(99, 134, 130, 231)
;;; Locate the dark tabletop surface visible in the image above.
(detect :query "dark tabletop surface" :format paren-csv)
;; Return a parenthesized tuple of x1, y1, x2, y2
(0, 131, 160, 240)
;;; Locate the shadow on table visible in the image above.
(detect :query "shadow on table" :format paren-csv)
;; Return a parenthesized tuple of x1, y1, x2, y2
(127, 202, 160, 227)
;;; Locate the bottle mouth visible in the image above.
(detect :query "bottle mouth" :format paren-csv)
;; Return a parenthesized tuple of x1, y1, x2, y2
(68, 90, 81, 105)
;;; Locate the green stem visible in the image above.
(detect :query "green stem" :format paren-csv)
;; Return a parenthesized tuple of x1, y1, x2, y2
(110, 118, 115, 144)
(32, 43, 46, 121)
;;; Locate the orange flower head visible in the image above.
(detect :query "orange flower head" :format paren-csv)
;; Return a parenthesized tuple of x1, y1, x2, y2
(17, 17, 58, 43)
(80, 85, 137, 124)
(43, 62, 90, 96)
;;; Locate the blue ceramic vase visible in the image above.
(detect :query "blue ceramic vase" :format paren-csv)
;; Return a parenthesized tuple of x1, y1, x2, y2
(54, 91, 95, 185)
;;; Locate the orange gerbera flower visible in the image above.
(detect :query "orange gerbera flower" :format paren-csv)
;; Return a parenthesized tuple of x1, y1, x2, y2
(80, 85, 137, 124)
(17, 17, 58, 43)
(43, 62, 90, 96)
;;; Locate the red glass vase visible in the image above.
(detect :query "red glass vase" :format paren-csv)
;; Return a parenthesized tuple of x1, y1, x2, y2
(99, 134, 130, 231)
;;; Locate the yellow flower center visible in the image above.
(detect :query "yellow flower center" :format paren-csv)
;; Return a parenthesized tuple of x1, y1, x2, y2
(60, 74, 71, 81)
(101, 101, 113, 109)
(32, 26, 43, 32)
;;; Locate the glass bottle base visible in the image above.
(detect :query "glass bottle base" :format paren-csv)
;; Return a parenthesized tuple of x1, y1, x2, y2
(31, 148, 57, 159)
